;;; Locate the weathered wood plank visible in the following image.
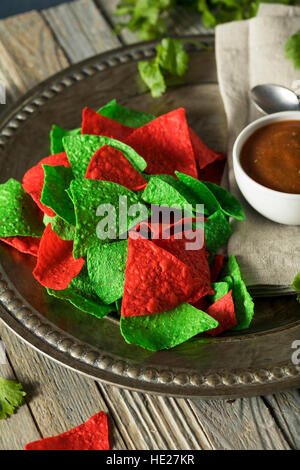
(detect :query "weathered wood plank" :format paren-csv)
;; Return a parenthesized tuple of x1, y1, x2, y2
(262, 391, 300, 449)
(96, 0, 137, 44)
(189, 397, 292, 450)
(0, 336, 41, 450)
(42, 0, 121, 63)
(97, 384, 214, 450)
(0, 324, 127, 449)
(0, 10, 68, 110)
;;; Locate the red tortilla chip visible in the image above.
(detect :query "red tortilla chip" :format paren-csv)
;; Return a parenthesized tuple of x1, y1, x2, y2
(82, 107, 134, 141)
(85, 145, 147, 191)
(189, 128, 225, 170)
(25, 411, 109, 450)
(153, 230, 212, 303)
(210, 254, 225, 283)
(126, 108, 197, 177)
(121, 237, 194, 317)
(206, 291, 237, 336)
(0, 236, 40, 257)
(197, 157, 227, 185)
(22, 153, 71, 216)
(33, 224, 84, 290)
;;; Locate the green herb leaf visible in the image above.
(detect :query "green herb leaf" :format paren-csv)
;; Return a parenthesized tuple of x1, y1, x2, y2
(0, 377, 26, 420)
(138, 37, 189, 98)
(138, 60, 166, 98)
(285, 30, 300, 69)
(157, 38, 189, 76)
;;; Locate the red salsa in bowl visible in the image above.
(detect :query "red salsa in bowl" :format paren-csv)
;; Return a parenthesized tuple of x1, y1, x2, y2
(240, 120, 300, 194)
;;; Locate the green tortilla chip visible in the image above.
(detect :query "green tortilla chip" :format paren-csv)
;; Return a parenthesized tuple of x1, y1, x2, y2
(63, 135, 147, 179)
(221, 255, 254, 330)
(175, 171, 219, 215)
(43, 214, 74, 241)
(204, 182, 245, 221)
(142, 176, 193, 215)
(70, 179, 143, 259)
(46, 265, 113, 319)
(204, 209, 232, 255)
(87, 240, 128, 304)
(120, 302, 218, 351)
(41, 165, 75, 226)
(115, 298, 122, 315)
(50, 125, 81, 154)
(210, 281, 230, 303)
(157, 175, 202, 207)
(98, 101, 155, 128)
(0, 179, 44, 237)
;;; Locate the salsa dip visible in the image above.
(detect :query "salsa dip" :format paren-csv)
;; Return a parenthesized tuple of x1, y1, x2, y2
(233, 111, 300, 225)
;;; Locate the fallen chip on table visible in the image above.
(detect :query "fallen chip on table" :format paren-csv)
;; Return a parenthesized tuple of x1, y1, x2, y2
(120, 302, 218, 351)
(87, 240, 128, 304)
(0, 179, 44, 238)
(41, 165, 75, 225)
(25, 411, 109, 450)
(33, 224, 85, 290)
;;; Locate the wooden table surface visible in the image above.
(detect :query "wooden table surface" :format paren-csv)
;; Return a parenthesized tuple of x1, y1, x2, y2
(0, 0, 299, 451)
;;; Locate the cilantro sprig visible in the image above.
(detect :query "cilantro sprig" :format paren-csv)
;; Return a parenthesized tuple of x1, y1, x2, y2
(138, 37, 189, 97)
(0, 377, 26, 420)
(285, 30, 300, 69)
(115, 1, 299, 39)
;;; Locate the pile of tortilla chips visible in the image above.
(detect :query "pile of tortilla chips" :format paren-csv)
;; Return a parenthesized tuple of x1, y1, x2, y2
(0, 100, 254, 351)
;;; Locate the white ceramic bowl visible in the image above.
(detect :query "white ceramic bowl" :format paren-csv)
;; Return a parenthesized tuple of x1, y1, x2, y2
(233, 111, 300, 225)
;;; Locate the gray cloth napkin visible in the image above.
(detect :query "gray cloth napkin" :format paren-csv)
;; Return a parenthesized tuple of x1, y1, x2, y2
(216, 4, 300, 295)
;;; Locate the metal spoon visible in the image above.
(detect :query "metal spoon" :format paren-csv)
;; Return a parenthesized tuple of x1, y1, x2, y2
(250, 84, 300, 114)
